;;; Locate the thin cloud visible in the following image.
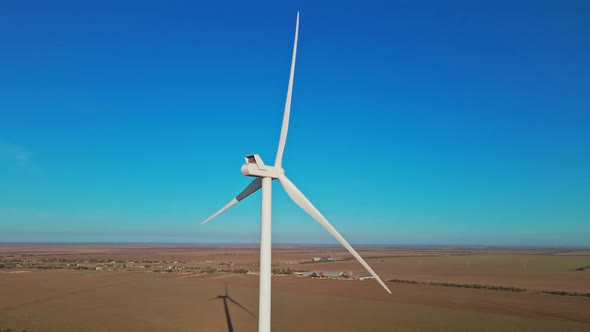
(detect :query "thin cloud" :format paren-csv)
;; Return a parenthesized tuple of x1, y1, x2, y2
(15, 151, 30, 166)
(0, 139, 39, 174)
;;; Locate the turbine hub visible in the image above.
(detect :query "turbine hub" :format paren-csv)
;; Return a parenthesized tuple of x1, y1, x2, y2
(241, 154, 284, 179)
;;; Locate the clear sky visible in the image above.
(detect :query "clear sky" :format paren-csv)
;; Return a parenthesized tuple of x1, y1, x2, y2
(0, 1, 588, 246)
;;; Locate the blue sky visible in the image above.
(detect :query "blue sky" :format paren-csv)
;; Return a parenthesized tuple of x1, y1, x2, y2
(0, 1, 588, 246)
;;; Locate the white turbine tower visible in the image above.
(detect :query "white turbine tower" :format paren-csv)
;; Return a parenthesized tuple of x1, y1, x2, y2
(202, 12, 391, 332)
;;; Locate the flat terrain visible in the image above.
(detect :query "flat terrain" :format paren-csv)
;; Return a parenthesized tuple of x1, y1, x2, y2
(1, 244, 589, 331)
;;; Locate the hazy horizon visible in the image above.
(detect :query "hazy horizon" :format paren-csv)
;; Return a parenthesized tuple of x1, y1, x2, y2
(1, 240, 589, 249)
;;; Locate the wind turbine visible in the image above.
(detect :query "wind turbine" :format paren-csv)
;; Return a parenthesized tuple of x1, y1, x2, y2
(202, 12, 391, 332)
(209, 284, 257, 332)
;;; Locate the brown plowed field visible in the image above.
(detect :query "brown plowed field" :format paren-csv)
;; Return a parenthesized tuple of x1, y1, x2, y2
(1, 244, 589, 331)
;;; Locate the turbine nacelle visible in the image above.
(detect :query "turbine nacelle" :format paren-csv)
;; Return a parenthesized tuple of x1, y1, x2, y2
(241, 154, 284, 179)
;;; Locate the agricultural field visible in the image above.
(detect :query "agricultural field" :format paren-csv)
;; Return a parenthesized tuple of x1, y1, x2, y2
(0, 244, 589, 331)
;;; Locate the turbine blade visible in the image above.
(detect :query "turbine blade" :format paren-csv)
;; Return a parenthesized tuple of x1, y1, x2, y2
(274, 11, 299, 169)
(202, 178, 262, 224)
(209, 296, 222, 300)
(278, 174, 392, 294)
(227, 296, 257, 319)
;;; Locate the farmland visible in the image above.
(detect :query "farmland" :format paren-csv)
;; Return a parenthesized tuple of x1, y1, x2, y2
(1, 244, 589, 331)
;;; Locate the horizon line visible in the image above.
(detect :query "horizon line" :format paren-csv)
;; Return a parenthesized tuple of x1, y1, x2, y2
(0, 241, 588, 249)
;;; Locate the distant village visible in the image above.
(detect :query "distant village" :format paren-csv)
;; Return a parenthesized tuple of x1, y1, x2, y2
(0, 254, 374, 281)
(0, 256, 189, 273)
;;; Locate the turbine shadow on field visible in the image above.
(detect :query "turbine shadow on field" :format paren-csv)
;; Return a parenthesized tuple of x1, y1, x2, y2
(209, 284, 257, 332)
